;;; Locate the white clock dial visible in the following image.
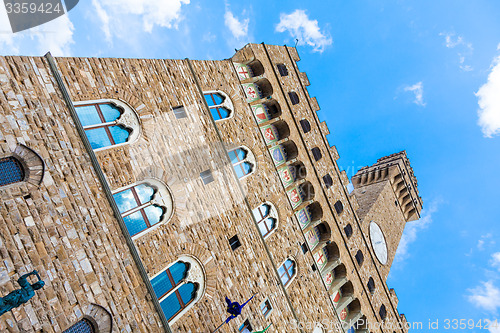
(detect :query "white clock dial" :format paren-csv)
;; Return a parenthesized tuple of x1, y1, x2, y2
(369, 221, 388, 265)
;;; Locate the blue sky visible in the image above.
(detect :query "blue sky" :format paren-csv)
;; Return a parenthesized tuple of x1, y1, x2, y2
(2, 0, 500, 331)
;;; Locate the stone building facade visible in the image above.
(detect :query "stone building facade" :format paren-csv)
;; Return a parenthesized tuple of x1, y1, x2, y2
(0, 43, 423, 332)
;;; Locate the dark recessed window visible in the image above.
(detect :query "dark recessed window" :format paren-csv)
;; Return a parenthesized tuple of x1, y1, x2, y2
(288, 92, 299, 105)
(229, 235, 241, 251)
(367, 277, 375, 294)
(323, 174, 333, 188)
(300, 119, 311, 133)
(277, 64, 288, 76)
(344, 224, 353, 238)
(311, 263, 317, 271)
(260, 299, 272, 317)
(311, 147, 322, 161)
(379, 305, 387, 321)
(301, 242, 308, 254)
(355, 250, 364, 266)
(173, 105, 187, 119)
(395, 200, 398, 206)
(239, 319, 253, 332)
(334, 200, 344, 214)
(200, 169, 214, 184)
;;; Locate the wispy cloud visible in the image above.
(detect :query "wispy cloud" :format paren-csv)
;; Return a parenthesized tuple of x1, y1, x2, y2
(394, 199, 439, 263)
(439, 32, 473, 72)
(224, 10, 249, 39)
(403, 81, 426, 107)
(491, 252, 500, 270)
(476, 52, 500, 138)
(468, 281, 500, 313)
(91, 0, 190, 44)
(478, 233, 496, 251)
(275, 9, 332, 53)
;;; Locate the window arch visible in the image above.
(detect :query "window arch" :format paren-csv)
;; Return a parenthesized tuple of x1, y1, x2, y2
(0, 157, 25, 187)
(355, 250, 364, 266)
(288, 92, 299, 105)
(367, 277, 375, 294)
(278, 259, 296, 287)
(74, 99, 140, 150)
(300, 119, 311, 133)
(151, 256, 205, 324)
(379, 304, 387, 321)
(203, 91, 234, 121)
(227, 146, 255, 179)
(344, 224, 353, 238)
(311, 147, 322, 161)
(334, 200, 344, 214)
(63, 319, 95, 333)
(112, 179, 173, 238)
(252, 202, 278, 238)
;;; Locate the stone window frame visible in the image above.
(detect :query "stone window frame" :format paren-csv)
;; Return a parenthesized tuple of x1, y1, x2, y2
(203, 90, 235, 121)
(62, 304, 112, 333)
(73, 98, 141, 152)
(278, 257, 297, 288)
(252, 202, 279, 239)
(227, 145, 257, 180)
(111, 178, 174, 240)
(259, 297, 273, 318)
(150, 255, 206, 325)
(0, 144, 44, 190)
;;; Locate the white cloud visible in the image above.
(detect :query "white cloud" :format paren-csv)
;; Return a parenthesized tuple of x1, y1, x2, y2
(468, 281, 500, 313)
(491, 252, 500, 269)
(91, 0, 190, 43)
(275, 10, 332, 53)
(224, 10, 249, 39)
(439, 32, 473, 72)
(0, 7, 74, 56)
(478, 233, 495, 250)
(394, 199, 439, 263)
(476, 54, 500, 138)
(403, 81, 426, 107)
(489, 323, 500, 333)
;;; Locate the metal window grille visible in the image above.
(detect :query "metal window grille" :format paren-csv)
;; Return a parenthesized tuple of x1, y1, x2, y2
(0, 157, 25, 186)
(63, 319, 95, 333)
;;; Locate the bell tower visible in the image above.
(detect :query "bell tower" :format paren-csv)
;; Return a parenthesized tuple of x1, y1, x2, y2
(351, 151, 423, 281)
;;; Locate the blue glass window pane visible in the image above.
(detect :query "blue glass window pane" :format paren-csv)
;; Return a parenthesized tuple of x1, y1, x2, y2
(242, 162, 252, 174)
(265, 218, 275, 231)
(216, 107, 229, 119)
(0, 157, 25, 186)
(144, 205, 164, 225)
(151, 271, 174, 298)
(178, 283, 196, 304)
(258, 221, 268, 236)
(134, 184, 155, 204)
(236, 149, 246, 160)
(287, 262, 295, 276)
(234, 165, 245, 179)
(75, 105, 101, 127)
(123, 210, 147, 236)
(113, 188, 137, 213)
(98, 103, 122, 122)
(63, 319, 94, 333)
(108, 125, 130, 144)
(211, 108, 222, 121)
(205, 93, 224, 106)
(281, 274, 289, 285)
(85, 127, 112, 149)
(169, 262, 188, 285)
(228, 151, 238, 164)
(160, 293, 182, 321)
(278, 265, 285, 277)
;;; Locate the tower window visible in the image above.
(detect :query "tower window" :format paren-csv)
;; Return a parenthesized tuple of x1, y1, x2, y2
(344, 224, 353, 238)
(74, 101, 139, 150)
(355, 250, 364, 266)
(334, 200, 344, 214)
(311, 147, 322, 161)
(277, 64, 288, 76)
(204, 91, 233, 121)
(0, 157, 25, 187)
(229, 235, 241, 251)
(323, 174, 333, 188)
(173, 105, 187, 119)
(367, 277, 375, 294)
(200, 169, 214, 184)
(300, 119, 311, 133)
(239, 319, 253, 332)
(260, 299, 273, 317)
(228, 147, 255, 179)
(278, 259, 296, 286)
(379, 304, 387, 320)
(301, 242, 308, 254)
(63, 319, 95, 333)
(252, 203, 277, 238)
(288, 92, 299, 105)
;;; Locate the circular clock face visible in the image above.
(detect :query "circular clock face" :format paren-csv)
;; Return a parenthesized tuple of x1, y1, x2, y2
(369, 222, 388, 265)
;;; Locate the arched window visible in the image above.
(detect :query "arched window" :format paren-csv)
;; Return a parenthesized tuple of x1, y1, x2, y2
(311, 147, 322, 161)
(277, 64, 288, 76)
(322, 174, 333, 188)
(227, 147, 255, 179)
(344, 224, 353, 238)
(74, 99, 140, 150)
(379, 304, 387, 321)
(252, 203, 278, 238)
(203, 91, 234, 121)
(300, 119, 311, 133)
(355, 250, 364, 266)
(151, 256, 205, 323)
(334, 200, 344, 214)
(112, 180, 173, 238)
(63, 319, 95, 333)
(288, 92, 299, 105)
(278, 259, 295, 287)
(0, 157, 25, 187)
(367, 277, 375, 294)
